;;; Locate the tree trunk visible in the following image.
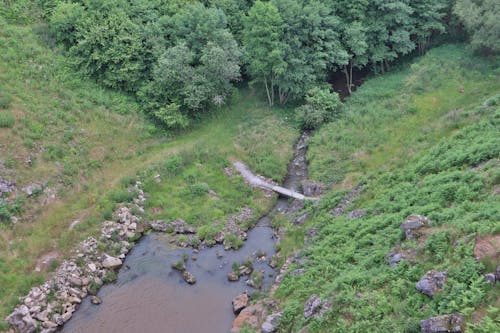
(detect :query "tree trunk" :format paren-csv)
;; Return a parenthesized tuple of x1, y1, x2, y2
(264, 77, 272, 107)
(384, 59, 390, 72)
(343, 62, 353, 95)
(270, 74, 275, 106)
(279, 87, 288, 105)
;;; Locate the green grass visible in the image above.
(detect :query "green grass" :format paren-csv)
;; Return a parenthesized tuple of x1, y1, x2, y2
(275, 45, 500, 333)
(308, 45, 500, 187)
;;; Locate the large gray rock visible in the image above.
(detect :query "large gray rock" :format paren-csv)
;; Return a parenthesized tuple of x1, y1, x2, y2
(420, 313, 465, 333)
(261, 312, 282, 333)
(496, 265, 500, 281)
(401, 215, 430, 240)
(484, 273, 496, 284)
(416, 270, 446, 297)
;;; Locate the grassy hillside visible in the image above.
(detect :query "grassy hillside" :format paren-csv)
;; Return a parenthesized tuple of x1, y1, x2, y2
(0, 12, 298, 328)
(275, 45, 500, 332)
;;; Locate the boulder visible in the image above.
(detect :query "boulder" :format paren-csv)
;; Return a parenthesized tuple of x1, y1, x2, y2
(484, 273, 496, 284)
(420, 313, 465, 333)
(182, 271, 196, 285)
(102, 254, 122, 269)
(261, 312, 282, 333)
(231, 301, 265, 333)
(232, 292, 249, 315)
(416, 270, 446, 297)
(228, 271, 239, 282)
(91, 296, 102, 305)
(401, 215, 430, 240)
(496, 265, 500, 281)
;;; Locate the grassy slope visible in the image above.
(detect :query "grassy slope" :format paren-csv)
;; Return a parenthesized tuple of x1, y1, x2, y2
(0, 14, 298, 328)
(275, 45, 500, 332)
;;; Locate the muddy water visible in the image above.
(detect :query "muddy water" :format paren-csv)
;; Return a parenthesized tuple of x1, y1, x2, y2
(62, 133, 308, 333)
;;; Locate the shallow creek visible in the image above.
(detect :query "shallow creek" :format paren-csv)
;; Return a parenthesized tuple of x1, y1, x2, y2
(62, 133, 308, 333)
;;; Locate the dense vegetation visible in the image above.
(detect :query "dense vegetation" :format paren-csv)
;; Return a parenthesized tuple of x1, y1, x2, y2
(6, 0, 482, 128)
(274, 45, 500, 333)
(0, 0, 499, 332)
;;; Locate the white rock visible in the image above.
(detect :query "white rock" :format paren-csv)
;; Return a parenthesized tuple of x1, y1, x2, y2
(102, 255, 122, 269)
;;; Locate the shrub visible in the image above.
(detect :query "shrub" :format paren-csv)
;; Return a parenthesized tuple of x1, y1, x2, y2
(295, 87, 342, 130)
(0, 93, 13, 109)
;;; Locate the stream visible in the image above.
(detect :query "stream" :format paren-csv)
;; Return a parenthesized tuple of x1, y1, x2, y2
(61, 133, 309, 333)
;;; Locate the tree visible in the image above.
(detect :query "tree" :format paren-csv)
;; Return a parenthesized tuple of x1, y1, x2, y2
(454, 0, 500, 54)
(243, 1, 286, 106)
(66, 7, 147, 92)
(142, 3, 242, 127)
(410, 0, 447, 54)
(271, 0, 347, 103)
(48, 1, 86, 46)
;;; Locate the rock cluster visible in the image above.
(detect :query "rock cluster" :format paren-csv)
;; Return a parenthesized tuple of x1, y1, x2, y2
(0, 176, 16, 200)
(303, 294, 331, 319)
(301, 181, 324, 197)
(6, 182, 146, 333)
(416, 270, 447, 297)
(21, 182, 44, 196)
(420, 313, 465, 333)
(400, 214, 430, 240)
(386, 247, 417, 266)
(329, 184, 365, 217)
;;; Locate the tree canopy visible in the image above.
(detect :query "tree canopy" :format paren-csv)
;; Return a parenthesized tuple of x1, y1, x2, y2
(42, 0, 483, 128)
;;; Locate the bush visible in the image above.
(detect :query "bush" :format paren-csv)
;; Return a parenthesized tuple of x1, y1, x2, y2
(0, 93, 13, 109)
(0, 203, 11, 224)
(295, 87, 342, 129)
(153, 103, 190, 129)
(0, 111, 15, 128)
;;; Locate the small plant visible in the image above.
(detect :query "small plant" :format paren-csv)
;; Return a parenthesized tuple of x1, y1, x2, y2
(75, 257, 85, 267)
(0, 93, 13, 109)
(0, 111, 15, 128)
(242, 256, 254, 270)
(88, 280, 100, 295)
(182, 252, 189, 262)
(171, 260, 186, 271)
(0, 203, 11, 224)
(103, 270, 117, 283)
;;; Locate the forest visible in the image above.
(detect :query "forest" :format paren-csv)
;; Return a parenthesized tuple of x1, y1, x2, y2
(4, 0, 496, 129)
